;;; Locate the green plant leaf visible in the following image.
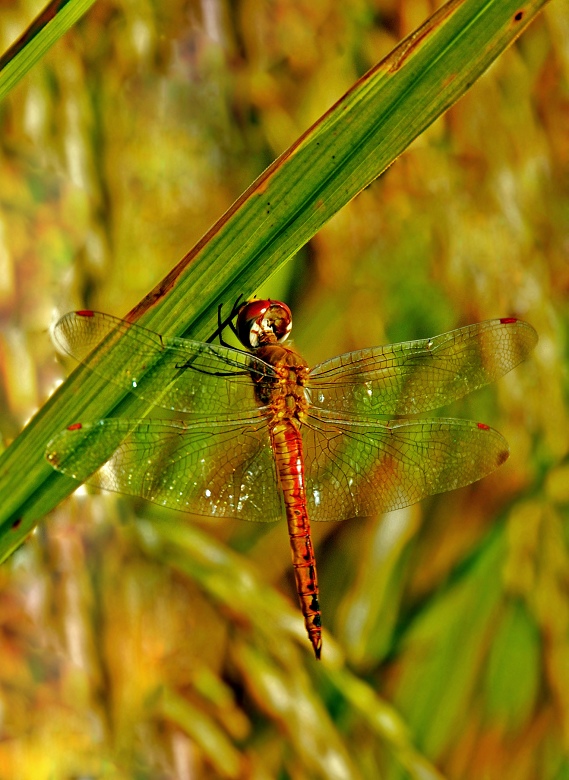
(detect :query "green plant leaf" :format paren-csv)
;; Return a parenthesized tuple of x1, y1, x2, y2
(0, 0, 549, 561)
(484, 598, 541, 731)
(0, 0, 97, 103)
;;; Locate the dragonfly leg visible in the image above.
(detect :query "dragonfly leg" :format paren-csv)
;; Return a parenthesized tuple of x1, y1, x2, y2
(210, 295, 244, 348)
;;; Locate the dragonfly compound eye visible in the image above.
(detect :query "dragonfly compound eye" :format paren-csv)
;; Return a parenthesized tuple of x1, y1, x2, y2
(236, 299, 292, 348)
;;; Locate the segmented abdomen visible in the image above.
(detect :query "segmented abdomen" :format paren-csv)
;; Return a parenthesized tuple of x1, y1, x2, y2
(270, 420, 322, 659)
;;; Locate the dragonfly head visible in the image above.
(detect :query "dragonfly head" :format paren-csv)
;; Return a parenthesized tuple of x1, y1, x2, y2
(236, 299, 292, 348)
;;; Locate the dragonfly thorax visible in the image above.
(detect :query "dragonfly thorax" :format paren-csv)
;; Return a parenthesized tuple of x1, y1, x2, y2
(251, 343, 310, 416)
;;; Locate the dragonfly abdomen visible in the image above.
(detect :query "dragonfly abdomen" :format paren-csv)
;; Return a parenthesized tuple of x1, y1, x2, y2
(270, 420, 322, 659)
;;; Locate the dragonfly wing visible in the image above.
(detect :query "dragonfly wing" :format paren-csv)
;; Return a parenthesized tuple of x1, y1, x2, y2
(302, 411, 509, 521)
(47, 417, 283, 522)
(307, 318, 537, 416)
(53, 311, 274, 417)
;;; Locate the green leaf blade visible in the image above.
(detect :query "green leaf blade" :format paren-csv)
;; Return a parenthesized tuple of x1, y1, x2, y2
(0, 0, 97, 103)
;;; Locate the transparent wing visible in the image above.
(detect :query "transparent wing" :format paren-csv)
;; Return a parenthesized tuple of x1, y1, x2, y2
(302, 410, 509, 521)
(53, 311, 275, 418)
(47, 417, 283, 522)
(308, 318, 538, 417)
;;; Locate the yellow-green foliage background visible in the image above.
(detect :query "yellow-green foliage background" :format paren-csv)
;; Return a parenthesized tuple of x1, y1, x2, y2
(0, 1, 567, 778)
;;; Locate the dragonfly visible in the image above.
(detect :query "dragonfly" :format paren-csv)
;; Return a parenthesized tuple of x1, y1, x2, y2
(46, 299, 537, 658)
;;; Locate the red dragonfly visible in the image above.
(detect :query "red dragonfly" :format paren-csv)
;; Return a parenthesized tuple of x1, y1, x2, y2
(47, 300, 537, 658)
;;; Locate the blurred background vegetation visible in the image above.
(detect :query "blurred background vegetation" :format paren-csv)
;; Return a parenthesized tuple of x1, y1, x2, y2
(0, 0, 567, 778)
